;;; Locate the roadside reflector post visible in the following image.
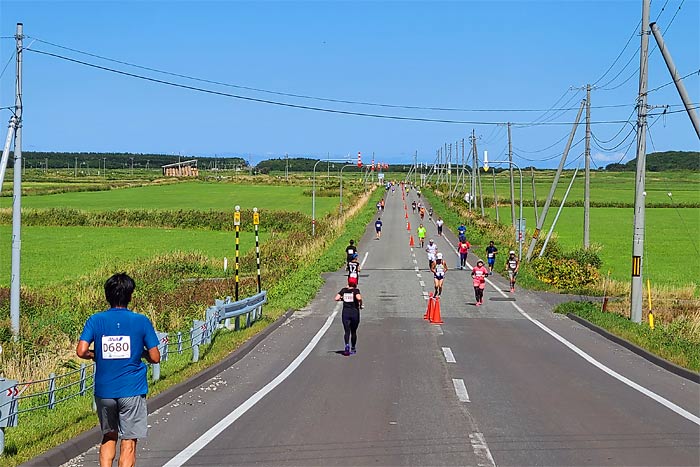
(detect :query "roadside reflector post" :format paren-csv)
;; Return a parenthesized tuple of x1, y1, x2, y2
(253, 207, 261, 293)
(234, 205, 241, 301)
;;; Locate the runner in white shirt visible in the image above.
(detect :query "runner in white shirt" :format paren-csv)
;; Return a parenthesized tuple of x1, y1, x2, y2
(435, 217, 444, 236)
(425, 239, 438, 270)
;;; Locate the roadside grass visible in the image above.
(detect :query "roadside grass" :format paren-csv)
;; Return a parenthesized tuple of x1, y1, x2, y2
(0, 184, 381, 466)
(554, 301, 700, 372)
(0, 181, 341, 215)
(0, 226, 265, 288)
(482, 206, 700, 288)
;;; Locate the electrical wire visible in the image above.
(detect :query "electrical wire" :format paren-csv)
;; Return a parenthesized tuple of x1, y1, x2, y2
(645, 68, 700, 95)
(24, 35, 634, 115)
(514, 132, 571, 154)
(26, 47, 644, 127)
(592, 126, 637, 152)
(0, 51, 15, 80)
(592, 20, 641, 86)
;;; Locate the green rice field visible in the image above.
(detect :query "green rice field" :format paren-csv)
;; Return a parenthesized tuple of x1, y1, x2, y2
(0, 181, 341, 215)
(483, 205, 700, 287)
(0, 226, 266, 287)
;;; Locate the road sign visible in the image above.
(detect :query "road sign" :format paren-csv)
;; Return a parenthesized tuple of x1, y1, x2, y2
(234, 211, 241, 226)
(253, 212, 260, 225)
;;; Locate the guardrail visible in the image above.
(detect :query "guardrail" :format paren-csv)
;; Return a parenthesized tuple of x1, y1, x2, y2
(0, 290, 266, 454)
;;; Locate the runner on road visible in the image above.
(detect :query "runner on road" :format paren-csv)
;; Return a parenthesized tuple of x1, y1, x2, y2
(335, 276, 363, 356)
(457, 223, 467, 242)
(436, 217, 444, 236)
(345, 239, 357, 263)
(411, 200, 417, 213)
(471, 260, 489, 306)
(347, 253, 361, 284)
(431, 252, 448, 297)
(375, 217, 383, 240)
(419, 206, 425, 221)
(506, 250, 519, 293)
(428, 207, 433, 219)
(425, 239, 438, 270)
(380, 199, 385, 211)
(376, 201, 382, 213)
(417, 224, 427, 248)
(457, 238, 471, 269)
(486, 241, 498, 275)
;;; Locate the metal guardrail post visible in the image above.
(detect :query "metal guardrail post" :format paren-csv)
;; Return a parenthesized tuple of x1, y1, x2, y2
(48, 373, 56, 410)
(79, 363, 87, 395)
(192, 344, 199, 363)
(177, 331, 182, 354)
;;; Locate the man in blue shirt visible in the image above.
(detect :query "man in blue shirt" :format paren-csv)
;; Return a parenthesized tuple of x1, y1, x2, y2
(457, 223, 467, 242)
(375, 217, 383, 240)
(77, 273, 160, 467)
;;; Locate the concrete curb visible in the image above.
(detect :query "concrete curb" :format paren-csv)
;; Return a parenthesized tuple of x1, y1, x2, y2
(566, 312, 700, 384)
(22, 308, 297, 467)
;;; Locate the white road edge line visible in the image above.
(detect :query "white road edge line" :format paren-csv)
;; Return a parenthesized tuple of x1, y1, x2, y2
(361, 251, 369, 268)
(442, 347, 456, 363)
(452, 378, 470, 402)
(163, 302, 343, 467)
(469, 432, 497, 467)
(439, 226, 700, 426)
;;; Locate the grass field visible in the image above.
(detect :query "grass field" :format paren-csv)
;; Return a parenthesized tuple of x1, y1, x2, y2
(449, 170, 700, 205)
(482, 205, 700, 287)
(0, 226, 265, 287)
(0, 181, 342, 215)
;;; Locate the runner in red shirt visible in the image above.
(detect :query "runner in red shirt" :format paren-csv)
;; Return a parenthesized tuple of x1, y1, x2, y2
(471, 260, 489, 306)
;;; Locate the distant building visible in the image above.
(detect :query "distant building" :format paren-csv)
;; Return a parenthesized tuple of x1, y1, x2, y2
(162, 159, 199, 177)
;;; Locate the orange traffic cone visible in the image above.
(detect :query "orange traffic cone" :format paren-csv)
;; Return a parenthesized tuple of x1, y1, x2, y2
(405, 211, 409, 219)
(409, 235, 415, 247)
(407, 221, 411, 231)
(430, 297, 444, 324)
(424, 293, 434, 320)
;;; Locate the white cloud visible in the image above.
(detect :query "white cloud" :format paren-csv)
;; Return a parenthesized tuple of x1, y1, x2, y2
(592, 151, 631, 165)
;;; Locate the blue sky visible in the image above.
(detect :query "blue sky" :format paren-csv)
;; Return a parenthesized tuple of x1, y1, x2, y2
(0, 0, 698, 167)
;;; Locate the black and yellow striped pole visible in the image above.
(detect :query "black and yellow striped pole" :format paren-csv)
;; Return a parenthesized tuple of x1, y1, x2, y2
(253, 207, 261, 292)
(234, 205, 241, 301)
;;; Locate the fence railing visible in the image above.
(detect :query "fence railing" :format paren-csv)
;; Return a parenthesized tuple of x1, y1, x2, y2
(0, 290, 266, 453)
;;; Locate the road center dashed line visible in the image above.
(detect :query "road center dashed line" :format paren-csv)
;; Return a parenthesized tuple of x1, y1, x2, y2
(442, 347, 456, 363)
(452, 378, 470, 402)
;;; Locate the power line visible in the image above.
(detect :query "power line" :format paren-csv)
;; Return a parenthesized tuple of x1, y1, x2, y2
(26, 47, 646, 127)
(24, 35, 635, 115)
(514, 131, 571, 154)
(646, 68, 700, 95)
(592, 20, 641, 86)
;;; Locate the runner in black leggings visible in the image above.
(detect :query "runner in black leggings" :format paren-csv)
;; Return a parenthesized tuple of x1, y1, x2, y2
(335, 276, 363, 356)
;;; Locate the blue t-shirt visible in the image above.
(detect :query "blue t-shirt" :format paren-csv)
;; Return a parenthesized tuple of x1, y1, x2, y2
(458, 225, 467, 236)
(375, 220, 383, 230)
(79, 308, 159, 399)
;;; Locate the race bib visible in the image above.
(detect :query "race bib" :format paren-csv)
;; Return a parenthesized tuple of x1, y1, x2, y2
(488, 253, 494, 258)
(347, 248, 354, 255)
(343, 292, 355, 303)
(101, 335, 131, 359)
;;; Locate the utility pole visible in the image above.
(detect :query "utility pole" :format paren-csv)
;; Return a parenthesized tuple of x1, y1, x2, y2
(508, 122, 515, 229)
(475, 138, 484, 216)
(584, 84, 592, 248)
(630, 0, 651, 324)
(531, 167, 539, 225)
(10, 23, 23, 339)
(525, 100, 585, 261)
(74, 157, 78, 177)
(650, 22, 700, 138)
(285, 153, 289, 182)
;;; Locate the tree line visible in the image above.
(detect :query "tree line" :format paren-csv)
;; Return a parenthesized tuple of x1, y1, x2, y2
(16, 152, 248, 170)
(605, 151, 699, 172)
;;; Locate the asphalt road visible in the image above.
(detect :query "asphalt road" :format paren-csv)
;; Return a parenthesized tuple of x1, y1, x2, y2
(62, 185, 699, 467)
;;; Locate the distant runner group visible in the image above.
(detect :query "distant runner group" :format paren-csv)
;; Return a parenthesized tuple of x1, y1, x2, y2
(337, 183, 522, 356)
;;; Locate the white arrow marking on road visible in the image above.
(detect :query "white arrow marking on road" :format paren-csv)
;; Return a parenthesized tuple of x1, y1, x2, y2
(442, 347, 456, 363)
(416, 273, 422, 278)
(452, 378, 470, 402)
(419, 280, 425, 287)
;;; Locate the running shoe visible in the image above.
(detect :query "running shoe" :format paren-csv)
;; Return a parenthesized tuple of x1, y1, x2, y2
(344, 344, 350, 356)
(350, 347, 357, 355)
(475, 301, 481, 306)
(510, 287, 515, 293)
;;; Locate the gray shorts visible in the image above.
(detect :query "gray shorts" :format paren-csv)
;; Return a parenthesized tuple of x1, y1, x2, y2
(96, 395, 148, 439)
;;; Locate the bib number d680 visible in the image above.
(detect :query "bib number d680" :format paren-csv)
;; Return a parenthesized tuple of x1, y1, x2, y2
(101, 335, 132, 359)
